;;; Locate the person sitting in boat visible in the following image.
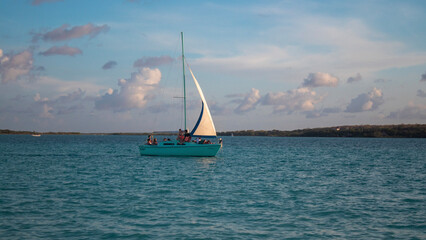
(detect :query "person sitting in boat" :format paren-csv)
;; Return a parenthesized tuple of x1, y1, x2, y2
(184, 129, 191, 142)
(153, 138, 158, 145)
(146, 135, 153, 145)
(177, 129, 184, 142)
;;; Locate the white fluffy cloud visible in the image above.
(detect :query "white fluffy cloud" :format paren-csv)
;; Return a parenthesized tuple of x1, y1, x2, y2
(262, 87, 322, 113)
(233, 88, 261, 114)
(0, 49, 33, 83)
(95, 67, 161, 112)
(302, 72, 339, 88)
(228, 75, 325, 115)
(345, 88, 384, 113)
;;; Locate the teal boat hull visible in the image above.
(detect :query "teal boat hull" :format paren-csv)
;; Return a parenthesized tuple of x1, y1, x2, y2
(139, 141, 221, 157)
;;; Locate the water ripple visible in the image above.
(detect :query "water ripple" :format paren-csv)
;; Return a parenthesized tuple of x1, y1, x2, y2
(0, 135, 425, 239)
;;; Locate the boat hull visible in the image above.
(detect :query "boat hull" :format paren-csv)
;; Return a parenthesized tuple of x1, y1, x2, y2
(139, 141, 221, 157)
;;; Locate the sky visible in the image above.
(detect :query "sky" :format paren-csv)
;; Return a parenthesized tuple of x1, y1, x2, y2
(0, 0, 426, 133)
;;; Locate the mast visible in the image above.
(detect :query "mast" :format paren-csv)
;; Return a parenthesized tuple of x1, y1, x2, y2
(181, 32, 187, 130)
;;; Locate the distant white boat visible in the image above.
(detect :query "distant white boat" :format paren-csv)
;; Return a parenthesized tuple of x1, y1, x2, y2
(32, 134, 41, 137)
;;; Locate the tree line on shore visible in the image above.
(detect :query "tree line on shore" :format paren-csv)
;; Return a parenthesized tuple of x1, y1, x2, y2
(218, 124, 426, 138)
(1, 124, 425, 138)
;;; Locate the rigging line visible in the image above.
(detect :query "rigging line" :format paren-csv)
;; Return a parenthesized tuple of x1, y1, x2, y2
(152, 36, 180, 133)
(170, 34, 183, 132)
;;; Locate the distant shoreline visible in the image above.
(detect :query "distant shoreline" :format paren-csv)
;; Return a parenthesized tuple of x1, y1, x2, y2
(219, 124, 426, 138)
(1, 124, 425, 138)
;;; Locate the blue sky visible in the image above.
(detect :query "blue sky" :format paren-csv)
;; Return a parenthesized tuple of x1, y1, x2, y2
(1, 0, 425, 132)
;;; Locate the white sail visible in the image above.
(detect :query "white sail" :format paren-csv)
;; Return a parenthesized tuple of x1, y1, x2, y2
(187, 64, 217, 138)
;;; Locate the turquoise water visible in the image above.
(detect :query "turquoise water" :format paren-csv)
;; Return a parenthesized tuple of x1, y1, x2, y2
(1, 135, 425, 239)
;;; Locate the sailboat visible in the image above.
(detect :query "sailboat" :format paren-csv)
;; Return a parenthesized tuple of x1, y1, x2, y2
(139, 32, 221, 157)
(32, 131, 41, 137)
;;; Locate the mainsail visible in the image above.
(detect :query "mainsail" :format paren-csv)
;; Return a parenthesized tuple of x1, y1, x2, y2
(186, 63, 217, 138)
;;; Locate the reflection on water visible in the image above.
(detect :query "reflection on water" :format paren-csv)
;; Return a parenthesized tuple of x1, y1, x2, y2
(196, 157, 218, 169)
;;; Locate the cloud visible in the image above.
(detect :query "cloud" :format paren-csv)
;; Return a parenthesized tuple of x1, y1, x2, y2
(39, 45, 82, 56)
(0, 49, 33, 83)
(24, 75, 103, 95)
(421, 72, 426, 82)
(33, 89, 87, 117)
(261, 87, 322, 114)
(52, 88, 87, 115)
(95, 67, 161, 112)
(193, 17, 426, 83)
(323, 107, 341, 114)
(232, 88, 261, 114)
(194, 45, 290, 73)
(102, 61, 117, 70)
(293, 18, 426, 74)
(40, 103, 54, 118)
(31, 0, 63, 5)
(229, 72, 326, 115)
(345, 88, 384, 113)
(32, 23, 109, 42)
(35, 66, 45, 71)
(1, 76, 103, 121)
(133, 56, 174, 68)
(146, 102, 174, 113)
(374, 78, 390, 83)
(387, 103, 426, 120)
(305, 107, 341, 118)
(52, 88, 85, 104)
(33, 93, 48, 102)
(417, 89, 426, 98)
(225, 93, 246, 98)
(302, 72, 339, 88)
(208, 101, 231, 115)
(347, 73, 362, 83)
